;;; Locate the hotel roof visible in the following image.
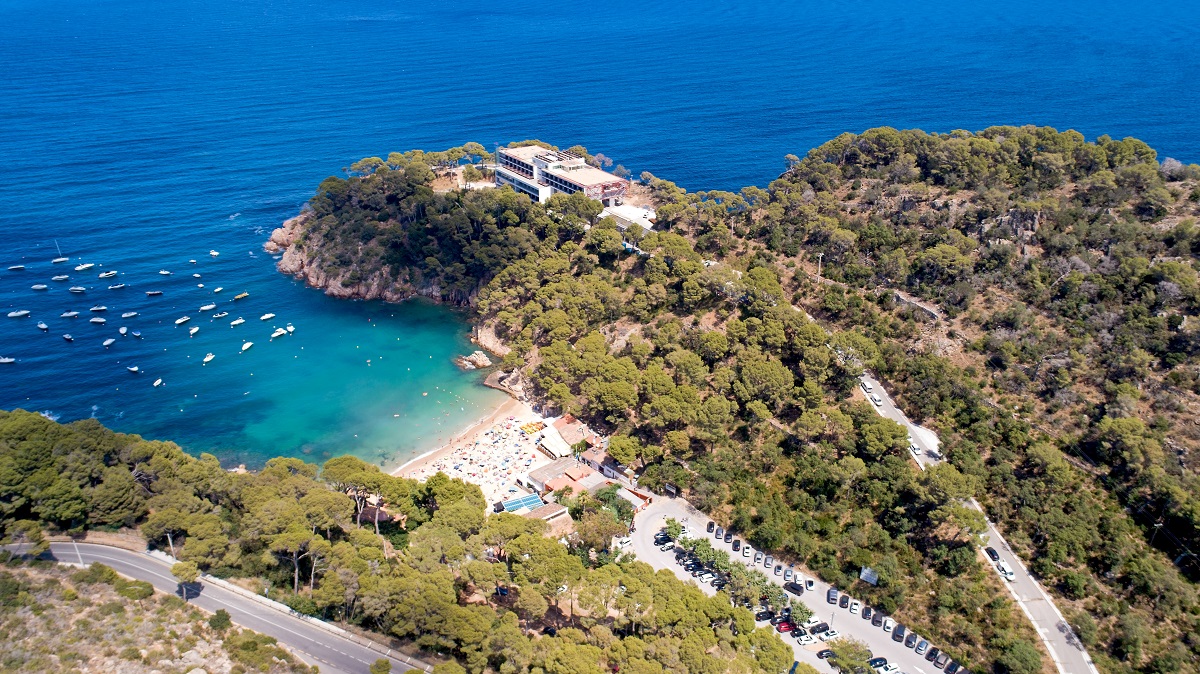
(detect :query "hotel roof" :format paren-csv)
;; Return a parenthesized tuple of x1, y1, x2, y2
(545, 163, 627, 188)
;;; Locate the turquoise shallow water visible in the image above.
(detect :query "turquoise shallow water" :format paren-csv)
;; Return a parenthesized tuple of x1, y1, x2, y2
(1, 0, 1197, 467)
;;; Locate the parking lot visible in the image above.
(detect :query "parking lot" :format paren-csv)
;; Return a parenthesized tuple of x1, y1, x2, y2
(632, 498, 958, 674)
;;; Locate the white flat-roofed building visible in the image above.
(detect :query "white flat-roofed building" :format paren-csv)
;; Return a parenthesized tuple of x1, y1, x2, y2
(495, 145, 629, 206)
(600, 204, 657, 231)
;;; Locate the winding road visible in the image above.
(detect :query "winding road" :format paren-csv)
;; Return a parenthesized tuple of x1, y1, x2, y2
(35, 542, 426, 674)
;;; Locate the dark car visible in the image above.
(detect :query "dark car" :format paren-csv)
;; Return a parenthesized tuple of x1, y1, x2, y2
(754, 610, 774, 622)
(827, 587, 838, 604)
(904, 633, 918, 648)
(935, 653, 951, 669)
(926, 647, 941, 662)
(732, 539, 741, 552)
(788, 662, 799, 674)
(892, 624, 907, 642)
(868, 657, 888, 668)
(706, 521, 715, 533)
(817, 650, 834, 660)
(871, 612, 884, 627)
(945, 663, 961, 674)
(985, 547, 1000, 562)
(839, 595, 850, 609)
(769, 614, 787, 625)
(862, 606, 873, 620)
(783, 581, 805, 596)
(810, 622, 829, 634)
(723, 531, 733, 543)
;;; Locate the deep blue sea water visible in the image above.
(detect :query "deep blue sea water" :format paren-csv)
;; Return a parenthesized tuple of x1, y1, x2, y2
(1, 0, 1197, 467)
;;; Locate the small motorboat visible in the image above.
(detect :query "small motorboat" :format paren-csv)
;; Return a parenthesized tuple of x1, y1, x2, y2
(199, 303, 216, 311)
(61, 311, 79, 318)
(37, 322, 48, 331)
(31, 284, 47, 290)
(285, 324, 294, 333)
(131, 331, 142, 338)
(63, 334, 73, 342)
(90, 317, 106, 324)
(175, 316, 191, 325)
(75, 263, 94, 271)
(189, 259, 197, 264)
(214, 287, 223, 293)
(8, 265, 25, 271)
(192, 273, 201, 278)
(52, 258, 68, 264)
(153, 378, 163, 387)
(212, 311, 229, 319)
(203, 353, 214, 363)
(127, 366, 139, 373)
(230, 317, 245, 327)
(103, 338, 115, 347)
(159, 270, 172, 275)
(90, 305, 107, 312)
(241, 342, 253, 352)
(52, 275, 69, 281)
(119, 326, 127, 335)
(271, 327, 286, 339)
(121, 311, 138, 318)
(146, 290, 163, 296)
(98, 270, 117, 279)
(7, 310, 30, 318)
(0, 357, 14, 364)
(189, 326, 199, 336)
(210, 250, 219, 257)
(234, 292, 249, 300)
(197, 284, 204, 288)
(260, 313, 275, 321)
(108, 284, 126, 290)
(69, 286, 86, 293)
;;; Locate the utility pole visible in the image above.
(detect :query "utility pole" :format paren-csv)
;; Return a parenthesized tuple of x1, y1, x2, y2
(816, 252, 824, 282)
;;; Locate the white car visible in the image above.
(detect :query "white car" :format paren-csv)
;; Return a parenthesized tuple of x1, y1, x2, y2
(876, 665, 899, 674)
(997, 560, 1016, 581)
(870, 393, 883, 406)
(819, 630, 841, 641)
(861, 380, 873, 393)
(882, 617, 895, 631)
(849, 600, 860, 614)
(803, 616, 821, 628)
(795, 634, 816, 646)
(743, 546, 752, 558)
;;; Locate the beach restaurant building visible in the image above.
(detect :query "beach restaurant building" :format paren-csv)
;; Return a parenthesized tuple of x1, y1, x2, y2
(495, 145, 628, 206)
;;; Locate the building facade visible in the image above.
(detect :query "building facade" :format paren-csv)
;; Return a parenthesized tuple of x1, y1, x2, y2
(495, 145, 628, 206)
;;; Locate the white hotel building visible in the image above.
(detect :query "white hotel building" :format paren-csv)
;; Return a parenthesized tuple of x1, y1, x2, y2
(494, 145, 629, 206)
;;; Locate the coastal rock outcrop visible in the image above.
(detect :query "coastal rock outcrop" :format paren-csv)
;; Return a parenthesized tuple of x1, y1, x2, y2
(454, 350, 493, 370)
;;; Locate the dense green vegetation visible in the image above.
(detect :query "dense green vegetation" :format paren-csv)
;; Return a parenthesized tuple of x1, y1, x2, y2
(0, 410, 794, 674)
(284, 130, 1200, 672)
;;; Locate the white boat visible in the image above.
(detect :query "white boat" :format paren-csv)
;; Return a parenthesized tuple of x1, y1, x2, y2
(192, 273, 201, 278)
(90, 305, 107, 312)
(189, 326, 199, 336)
(108, 284, 125, 290)
(230, 317, 245, 327)
(52, 275, 68, 281)
(210, 250, 219, 257)
(37, 322, 48, 331)
(53, 241, 67, 264)
(159, 270, 172, 275)
(146, 290, 163, 296)
(197, 284, 204, 288)
(103, 338, 115, 347)
(90, 317, 106, 324)
(212, 311, 229, 318)
(63, 334, 73, 342)
(0, 357, 13, 364)
(61, 311, 79, 318)
(131, 331, 142, 338)
(127, 366, 139, 373)
(286, 324, 294, 333)
(241, 342, 253, 352)
(7, 310, 30, 318)
(203, 353, 214, 363)
(271, 327, 286, 339)
(153, 378, 163, 387)
(31, 284, 47, 290)
(199, 303, 216, 311)
(69, 286, 86, 293)
(119, 326, 127, 335)
(121, 311, 138, 318)
(213, 287, 223, 293)
(175, 316, 190, 325)
(75, 263, 94, 271)
(98, 270, 117, 279)
(260, 313, 275, 321)
(189, 259, 197, 264)
(8, 265, 25, 271)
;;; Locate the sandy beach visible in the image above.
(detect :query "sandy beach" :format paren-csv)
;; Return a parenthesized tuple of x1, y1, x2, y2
(393, 395, 550, 503)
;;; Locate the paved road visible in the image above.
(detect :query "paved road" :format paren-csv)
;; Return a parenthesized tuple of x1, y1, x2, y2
(39, 542, 419, 674)
(862, 374, 1098, 674)
(632, 499, 940, 674)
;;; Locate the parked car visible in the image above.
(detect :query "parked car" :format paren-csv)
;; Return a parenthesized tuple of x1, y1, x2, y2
(875, 665, 899, 674)
(945, 662, 961, 673)
(732, 539, 741, 552)
(849, 600, 861, 614)
(714, 526, 724, 539)
(754, 551, 763, 564)
(892, 624, 906, 642)
(754, 610, 774, 622)
(810, 622, 829, 634)
(795, 634, 816, 646)
(871, 612, 884, 627)
(659, 542, 674, 551)
(817, 650, 834, 660)
(904, 633, 918, 648)
(819, 629, 841, 642)
(861, 380, 873, 393)
(783, 568, 793, 581)
(774, 564, 783, 576)
(723, 531, 733, 543)
(764, 555, 774, 568)
(803, 615, 821, 628)
(776, 622, 794, 633)
(783, 581, 805, 596)
(706, 521, 715, 533)
(867, 658, 887, 668)
(743, 545, 752, 558)
(926, 647, 941, 662)
(985, 547, 1000, 562)
(997, 560, 1016, 581)
(935, 652, 951, 668)
(916, 638, 929, 655)
(827, 587, 838, 604)
(804, 577, 815, 591)
(862, 606, 874, 620)
(870, 393, 883, 406)
(839, 595, 850, 609)
(882, 617, 895, 631)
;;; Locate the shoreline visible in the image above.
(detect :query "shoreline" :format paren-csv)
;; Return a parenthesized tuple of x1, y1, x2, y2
(390, 394, 535, 479)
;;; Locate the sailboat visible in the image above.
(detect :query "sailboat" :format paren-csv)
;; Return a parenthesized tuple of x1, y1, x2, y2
(52, 240, 68, 264)
(69, 286, 86, 293)
(121, 311, 138, 318)
(31, 284, 47, 290)
(8, 265, 25, 271)
(174, 316, 191, 325)
(75, 263, 94, 271)
(7, 310, 30, 318)
(52, 275, 68, 281)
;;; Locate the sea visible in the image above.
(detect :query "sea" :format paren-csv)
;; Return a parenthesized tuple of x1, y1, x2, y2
(1, 0, 1197, 469)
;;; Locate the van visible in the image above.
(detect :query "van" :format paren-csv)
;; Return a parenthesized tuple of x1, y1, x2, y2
(826, 587, 838, 604)
(892, 624, 906, 642)
(861, 380, 873, 393)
